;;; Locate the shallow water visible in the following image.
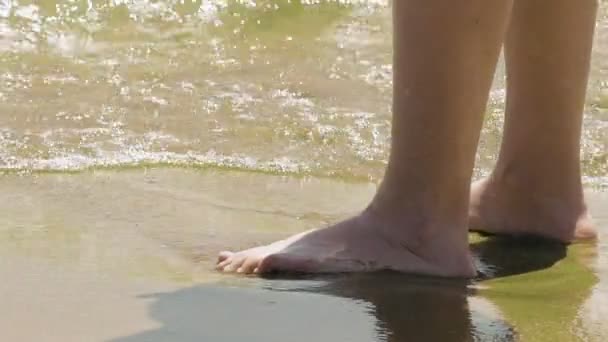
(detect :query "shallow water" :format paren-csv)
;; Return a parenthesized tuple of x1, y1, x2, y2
(1, 1, 608, 341)
(0, 0, 607, 186)
(0, 168, 607, 341)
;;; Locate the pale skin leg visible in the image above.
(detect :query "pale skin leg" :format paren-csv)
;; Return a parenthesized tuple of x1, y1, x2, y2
(470, 0, 598, 243)
(217, 0, 512, 276)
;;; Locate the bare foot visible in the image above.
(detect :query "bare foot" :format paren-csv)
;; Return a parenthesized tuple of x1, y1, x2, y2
(469, 178, 597, 243)
(216, 211, 475, 277)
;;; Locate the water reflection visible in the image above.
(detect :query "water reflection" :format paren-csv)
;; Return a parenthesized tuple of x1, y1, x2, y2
(295, 273, 512, 341)
(111, 277, 490, 342)
(113, 237, 597, 342)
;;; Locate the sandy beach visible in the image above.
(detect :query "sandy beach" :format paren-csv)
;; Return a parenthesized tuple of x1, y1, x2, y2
(1, 168, 606, 341)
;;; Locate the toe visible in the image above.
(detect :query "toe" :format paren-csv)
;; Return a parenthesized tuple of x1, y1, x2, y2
(217, 251, 233, 263)
(223, 256, 247, 272)
(238, 258, 260, 274)
(216, 258, 232, 271)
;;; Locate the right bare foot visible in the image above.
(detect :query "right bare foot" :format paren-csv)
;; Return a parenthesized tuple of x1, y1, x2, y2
(216, 210, 475, 277)
(469, 177, 597, 243)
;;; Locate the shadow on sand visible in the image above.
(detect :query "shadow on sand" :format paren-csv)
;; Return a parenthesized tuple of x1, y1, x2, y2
(111, 237, 595, 342)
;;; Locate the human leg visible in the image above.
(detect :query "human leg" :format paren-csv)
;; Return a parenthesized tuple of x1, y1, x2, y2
(217, 0, 513, 275)
(470, 0, 598, 242)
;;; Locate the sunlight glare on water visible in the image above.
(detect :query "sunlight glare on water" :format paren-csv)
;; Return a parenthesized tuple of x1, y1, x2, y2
(0, 0, 606, 188)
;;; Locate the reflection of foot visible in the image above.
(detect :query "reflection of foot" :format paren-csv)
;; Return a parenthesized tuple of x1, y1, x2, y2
(469, 178, 597, 243)
(217, 211, 475, 277)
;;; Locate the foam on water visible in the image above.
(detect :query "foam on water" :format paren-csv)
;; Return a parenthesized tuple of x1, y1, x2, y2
(0, 0, 606, 187)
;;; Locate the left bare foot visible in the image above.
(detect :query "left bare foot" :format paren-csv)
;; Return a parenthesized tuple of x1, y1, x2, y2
(216, 210, 475, 277)
(469, 177, 597, 243)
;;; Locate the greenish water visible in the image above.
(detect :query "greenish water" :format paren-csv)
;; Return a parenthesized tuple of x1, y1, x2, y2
(0, 0, 607, 187)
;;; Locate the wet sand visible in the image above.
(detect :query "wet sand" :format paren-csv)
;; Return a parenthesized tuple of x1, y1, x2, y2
(1, 168, 606, 341)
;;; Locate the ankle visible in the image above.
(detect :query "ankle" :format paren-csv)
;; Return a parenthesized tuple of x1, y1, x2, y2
(471, 177, 596, 243)
(357, 207, 475, 277)
(492, 160, 583, 198)
(362, 199, 470, 253)
(371, 180, 470, 222)
(476, 170, 588, 215)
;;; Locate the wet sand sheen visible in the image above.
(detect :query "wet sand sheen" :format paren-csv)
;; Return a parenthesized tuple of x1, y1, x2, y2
(0, 168, 606, 341)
